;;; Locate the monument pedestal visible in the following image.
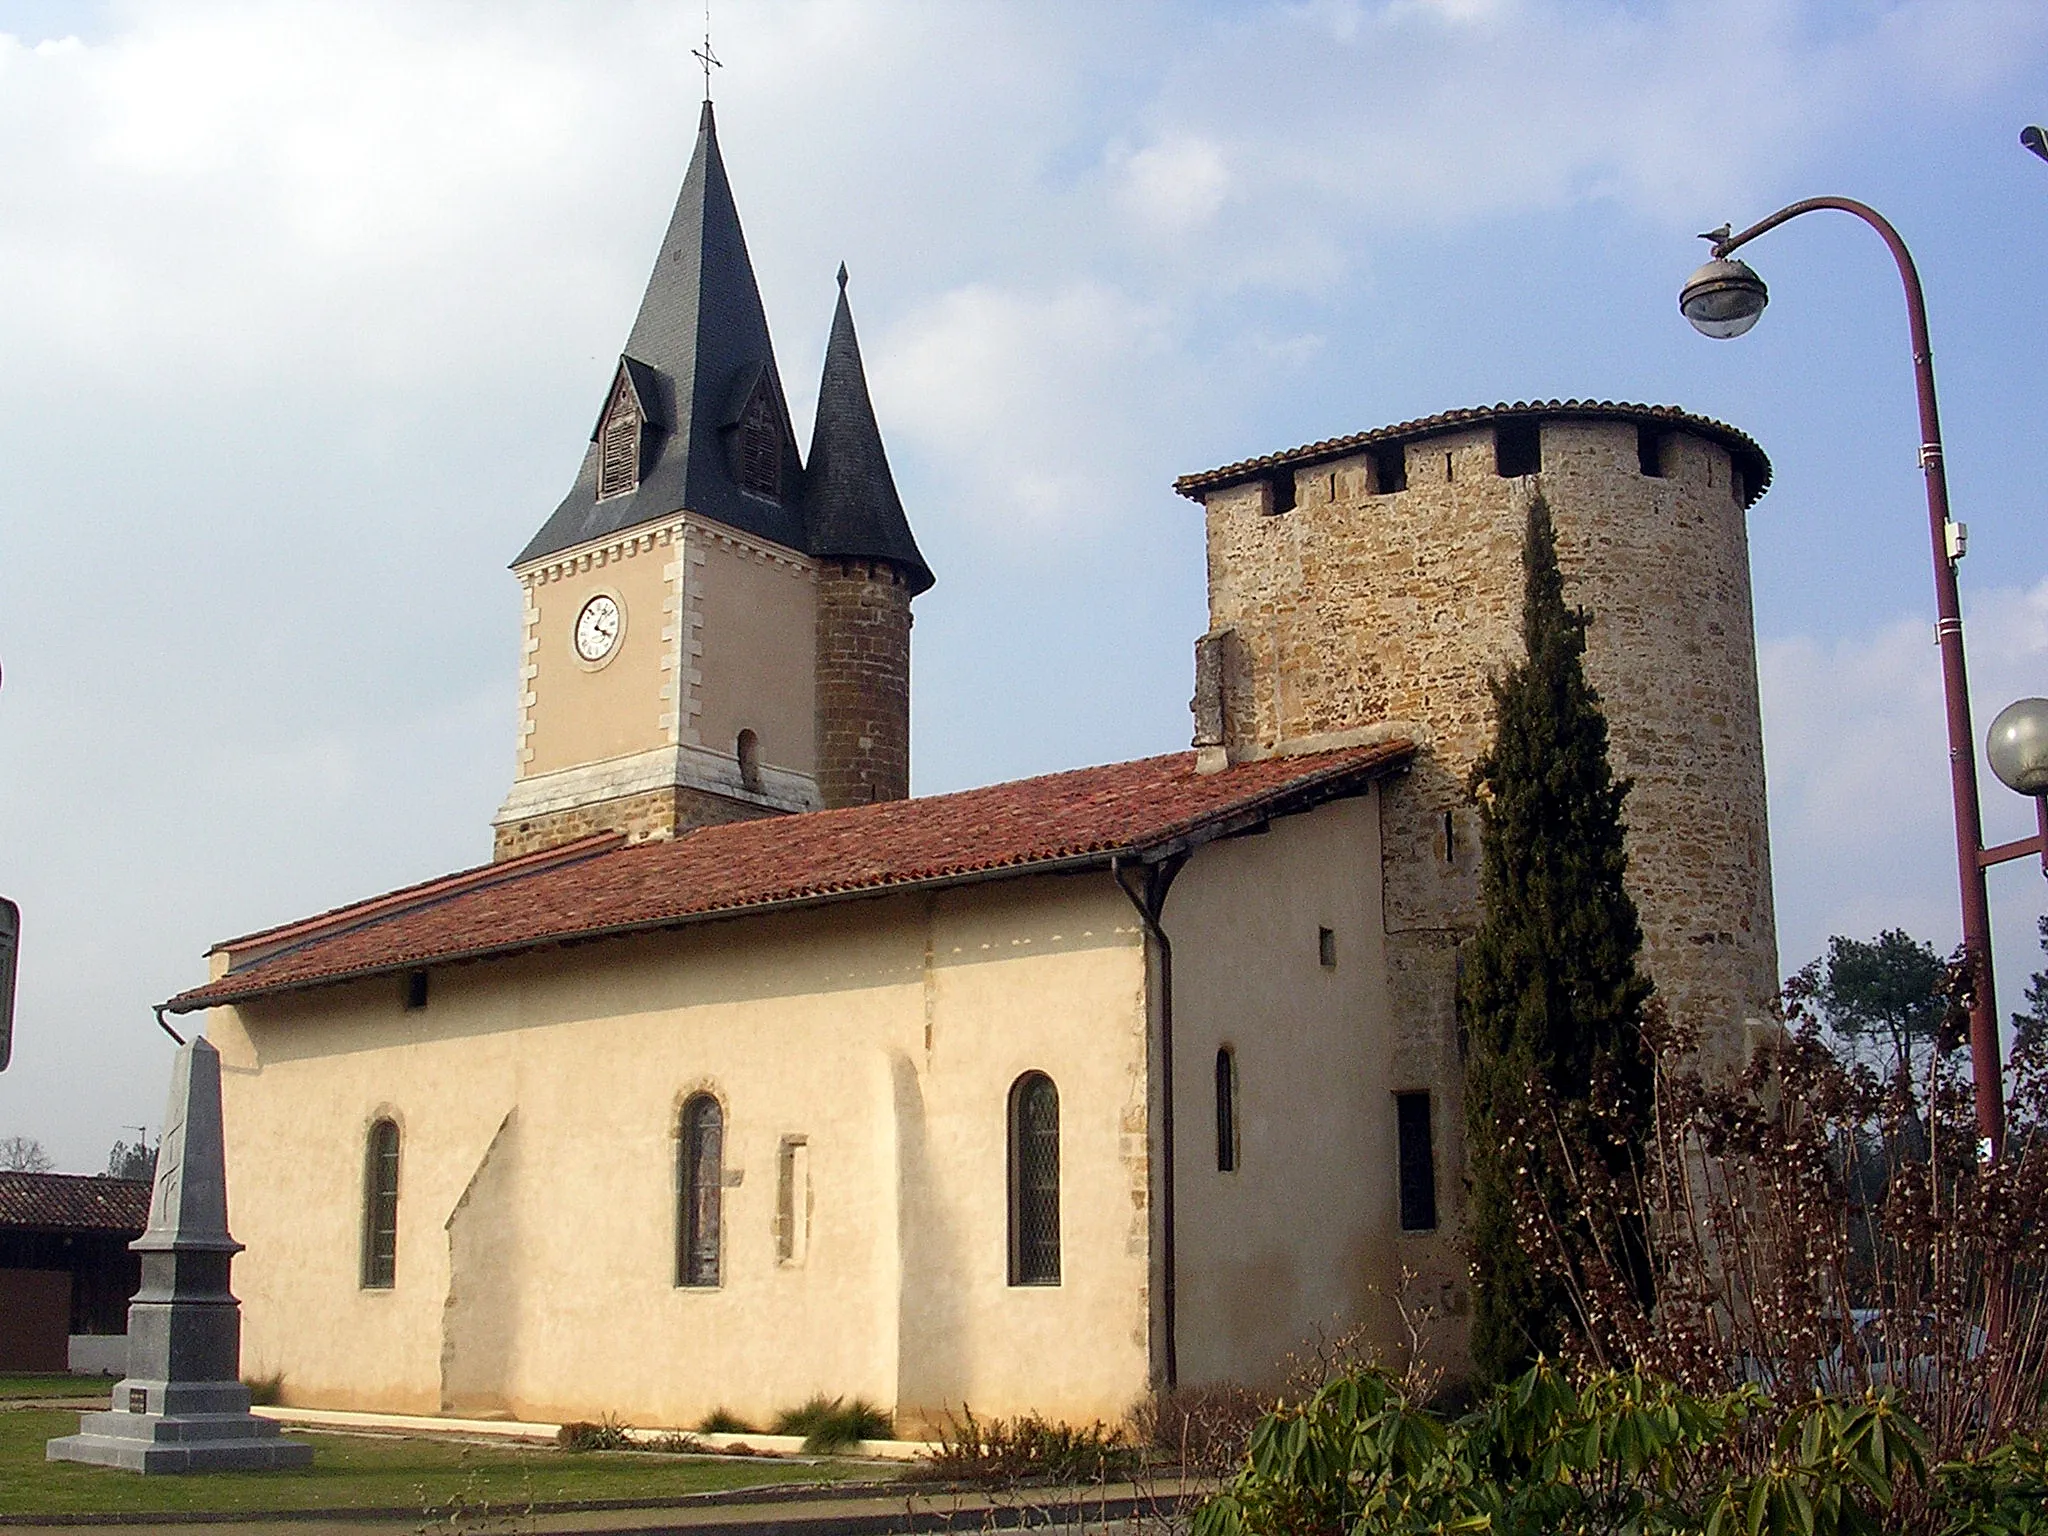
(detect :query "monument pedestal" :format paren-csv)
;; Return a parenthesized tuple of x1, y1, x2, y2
(46, 1038, 311, 1475)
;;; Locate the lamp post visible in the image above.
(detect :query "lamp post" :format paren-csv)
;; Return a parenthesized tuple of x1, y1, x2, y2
(1678, 197, 2025, 1161)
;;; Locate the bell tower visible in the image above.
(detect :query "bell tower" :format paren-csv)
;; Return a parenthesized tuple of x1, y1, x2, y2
(492, 105, 933, 860)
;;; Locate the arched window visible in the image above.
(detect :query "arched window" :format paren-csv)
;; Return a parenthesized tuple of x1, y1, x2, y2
(1007, 1072, 1060, 1286)
(736, 729, 762, 793)
(362, 1118, 400, 1289)
(1215, 1047, 1239, 1173)
(678, 1094, 724, 1287)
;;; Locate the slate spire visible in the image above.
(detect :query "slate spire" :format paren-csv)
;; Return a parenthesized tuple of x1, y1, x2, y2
(801, 268, 934, 594)
(516, 100, 805, 566)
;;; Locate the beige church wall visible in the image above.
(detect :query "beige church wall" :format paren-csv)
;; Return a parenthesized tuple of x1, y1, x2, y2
(207, 875, 1152, 1431)
(690, 529, 818, 778)
(1167, 792, 1462, 1389)
(893, 876, 1154, 1431)
(520, 532, 677, 778)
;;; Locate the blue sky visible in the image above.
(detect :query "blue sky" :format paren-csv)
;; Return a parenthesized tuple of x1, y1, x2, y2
(1, 0, 2044, 1171)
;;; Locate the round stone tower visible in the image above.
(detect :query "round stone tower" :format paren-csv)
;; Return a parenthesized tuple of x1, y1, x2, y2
(1178, 401, 1780, 1076)
(814, 558, 914, 807)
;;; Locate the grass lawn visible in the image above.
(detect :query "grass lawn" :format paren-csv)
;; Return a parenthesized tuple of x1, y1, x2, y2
(0, 1407, 888, 1519)
(0, 1377, 110, 1401)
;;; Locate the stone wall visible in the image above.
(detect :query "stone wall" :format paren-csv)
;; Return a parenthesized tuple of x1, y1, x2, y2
(491, 783, 769, 861)
(1199, 414, 1779, 1090)
(815, 559, 913, 809)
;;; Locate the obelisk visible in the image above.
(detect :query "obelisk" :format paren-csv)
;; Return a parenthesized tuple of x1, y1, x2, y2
(48, 1036, 311, 1473)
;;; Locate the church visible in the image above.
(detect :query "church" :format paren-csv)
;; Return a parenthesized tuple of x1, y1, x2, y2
(164, 101, 1783, 1433)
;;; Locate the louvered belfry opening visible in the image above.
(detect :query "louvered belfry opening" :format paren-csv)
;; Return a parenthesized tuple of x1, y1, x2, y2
(1008, 1072, 1061, 1286)
(678, 1094, 724, 1287)
(597, 377, 642, 501)
(736, 386, 782, 500)
(361, 1119, 400, 1289)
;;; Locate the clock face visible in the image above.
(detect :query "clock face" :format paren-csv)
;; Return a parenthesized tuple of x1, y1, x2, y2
(574, 594, 621, 663)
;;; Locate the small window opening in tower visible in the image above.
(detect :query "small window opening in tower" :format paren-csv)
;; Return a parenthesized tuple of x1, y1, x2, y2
(1495, 420, 1541, 478)
(1637, 424, 1668, 478)
(736, 729, 762, 793)
(1214, 1047, 1239, 1173)
(1370, 444, 1406, 494)
(1265, 472, 1296, 515)
(403, 970, 429, 1011)
(597, 392, 641, 501)
(737, 389, 782, 500)
(1730, 466, 1746, 504)
(1318, 926, 1336, 968)
(1395, 1091, 1438, 1231)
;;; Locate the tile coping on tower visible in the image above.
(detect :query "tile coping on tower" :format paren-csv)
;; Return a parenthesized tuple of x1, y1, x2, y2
(1172, 399, 1772, 508)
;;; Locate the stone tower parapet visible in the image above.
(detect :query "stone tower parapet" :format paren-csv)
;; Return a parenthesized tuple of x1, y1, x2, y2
(815, 558, 913, 808)
(1182, 404, 1779, 1078)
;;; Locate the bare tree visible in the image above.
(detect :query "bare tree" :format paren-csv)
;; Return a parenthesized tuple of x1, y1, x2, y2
(0, 1134, 54, 1173)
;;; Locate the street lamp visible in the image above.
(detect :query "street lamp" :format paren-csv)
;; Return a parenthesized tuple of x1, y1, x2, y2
(1986, 698, 2048, 875)
(1678, 196, 2016, 1161)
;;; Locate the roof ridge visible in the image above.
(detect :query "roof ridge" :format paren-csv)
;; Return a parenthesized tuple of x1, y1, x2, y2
(217, 832, 625, 958)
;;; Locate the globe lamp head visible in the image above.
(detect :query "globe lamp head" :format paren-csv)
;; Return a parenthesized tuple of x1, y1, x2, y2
(1987, 697, 2048, 797)
(1680, 257, 1769, 339)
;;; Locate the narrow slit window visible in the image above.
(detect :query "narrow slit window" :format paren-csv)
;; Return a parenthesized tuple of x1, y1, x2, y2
(776, 1138, 810, 1265)
(361, 1119, 400, 1289)
(736, 729, 762, 793)
(1215, 1047, 1239, 1173)
(1637, 424, 1667, 478)
(1371, 444, 1406, 494)
(1395, 1091, 1438, 1232)
(1318, 927, 1337, 968)
(1266, 473, 1296, 516)
(403, 970, 429, 1011)
(1495, 421, 1541, 478)
(1007, 1072, 1060, 1285)
(678, 1094, 724, 1287)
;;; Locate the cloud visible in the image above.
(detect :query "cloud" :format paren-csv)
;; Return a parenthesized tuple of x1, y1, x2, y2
(1760, 578, 2048, 1018)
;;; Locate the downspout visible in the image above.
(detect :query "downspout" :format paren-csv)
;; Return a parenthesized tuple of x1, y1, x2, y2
(1112, 849, 1189, 1389)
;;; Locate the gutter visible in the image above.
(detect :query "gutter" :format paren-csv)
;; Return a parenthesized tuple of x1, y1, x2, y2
(1112, 849, 1190, 1390)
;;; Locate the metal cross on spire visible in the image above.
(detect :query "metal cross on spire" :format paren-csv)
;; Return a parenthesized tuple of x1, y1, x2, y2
(692, 1, 721, 103)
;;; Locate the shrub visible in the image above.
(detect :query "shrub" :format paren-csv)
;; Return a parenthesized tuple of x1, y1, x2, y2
(556, 1414, 634, 1451)
(242, 1372, 285, 1407)
(915, 1408, 1141, 1484)
(772, 1394, 892, 1452)
(1197, 1361, 1940, 1536)
(699, 1407, 756, 1434)
(1132, 1382, 1269, 1476)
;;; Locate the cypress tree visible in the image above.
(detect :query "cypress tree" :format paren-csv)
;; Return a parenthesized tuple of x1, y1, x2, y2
(1459, 496, 1654, 1384)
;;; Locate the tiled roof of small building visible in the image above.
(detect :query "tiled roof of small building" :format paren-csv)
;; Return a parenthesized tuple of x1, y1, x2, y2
(0, 1171, 152, 1234)
(167, 742, 1413, 1014)
(1173, 399, 1772, 508)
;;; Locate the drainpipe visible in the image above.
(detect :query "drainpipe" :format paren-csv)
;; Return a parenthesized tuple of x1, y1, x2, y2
(1112, 850, 1189, 1389)
(153, 1005, 185, 1046)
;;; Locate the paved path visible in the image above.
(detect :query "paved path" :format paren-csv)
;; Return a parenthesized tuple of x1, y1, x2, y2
(0, 1481, 1190, 1535)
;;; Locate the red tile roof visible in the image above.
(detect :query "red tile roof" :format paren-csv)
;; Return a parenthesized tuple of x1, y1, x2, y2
(0, 1171, 152, 1234)
(167, 743, 1411, 1014)
(1173, 399, 1772, 508)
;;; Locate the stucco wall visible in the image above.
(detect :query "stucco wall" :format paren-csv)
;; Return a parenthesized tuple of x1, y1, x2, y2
(1168, 792, 1462, 1388)
(692, 529, 818, 779)
(521, 530, 678, 778)
(208, 876, 1153, 1431)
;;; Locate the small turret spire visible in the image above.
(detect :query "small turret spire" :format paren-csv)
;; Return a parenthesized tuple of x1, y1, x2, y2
(802, 268, 934, 595)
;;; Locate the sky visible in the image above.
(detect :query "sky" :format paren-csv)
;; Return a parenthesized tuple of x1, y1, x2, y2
(1, 0, 2044, 1174)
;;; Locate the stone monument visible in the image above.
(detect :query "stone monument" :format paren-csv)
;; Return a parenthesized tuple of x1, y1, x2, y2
(47, 1036, 311, 1473)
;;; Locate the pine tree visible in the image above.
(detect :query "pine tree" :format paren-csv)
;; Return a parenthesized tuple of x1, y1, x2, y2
(1459, 496, 1655, 1384)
